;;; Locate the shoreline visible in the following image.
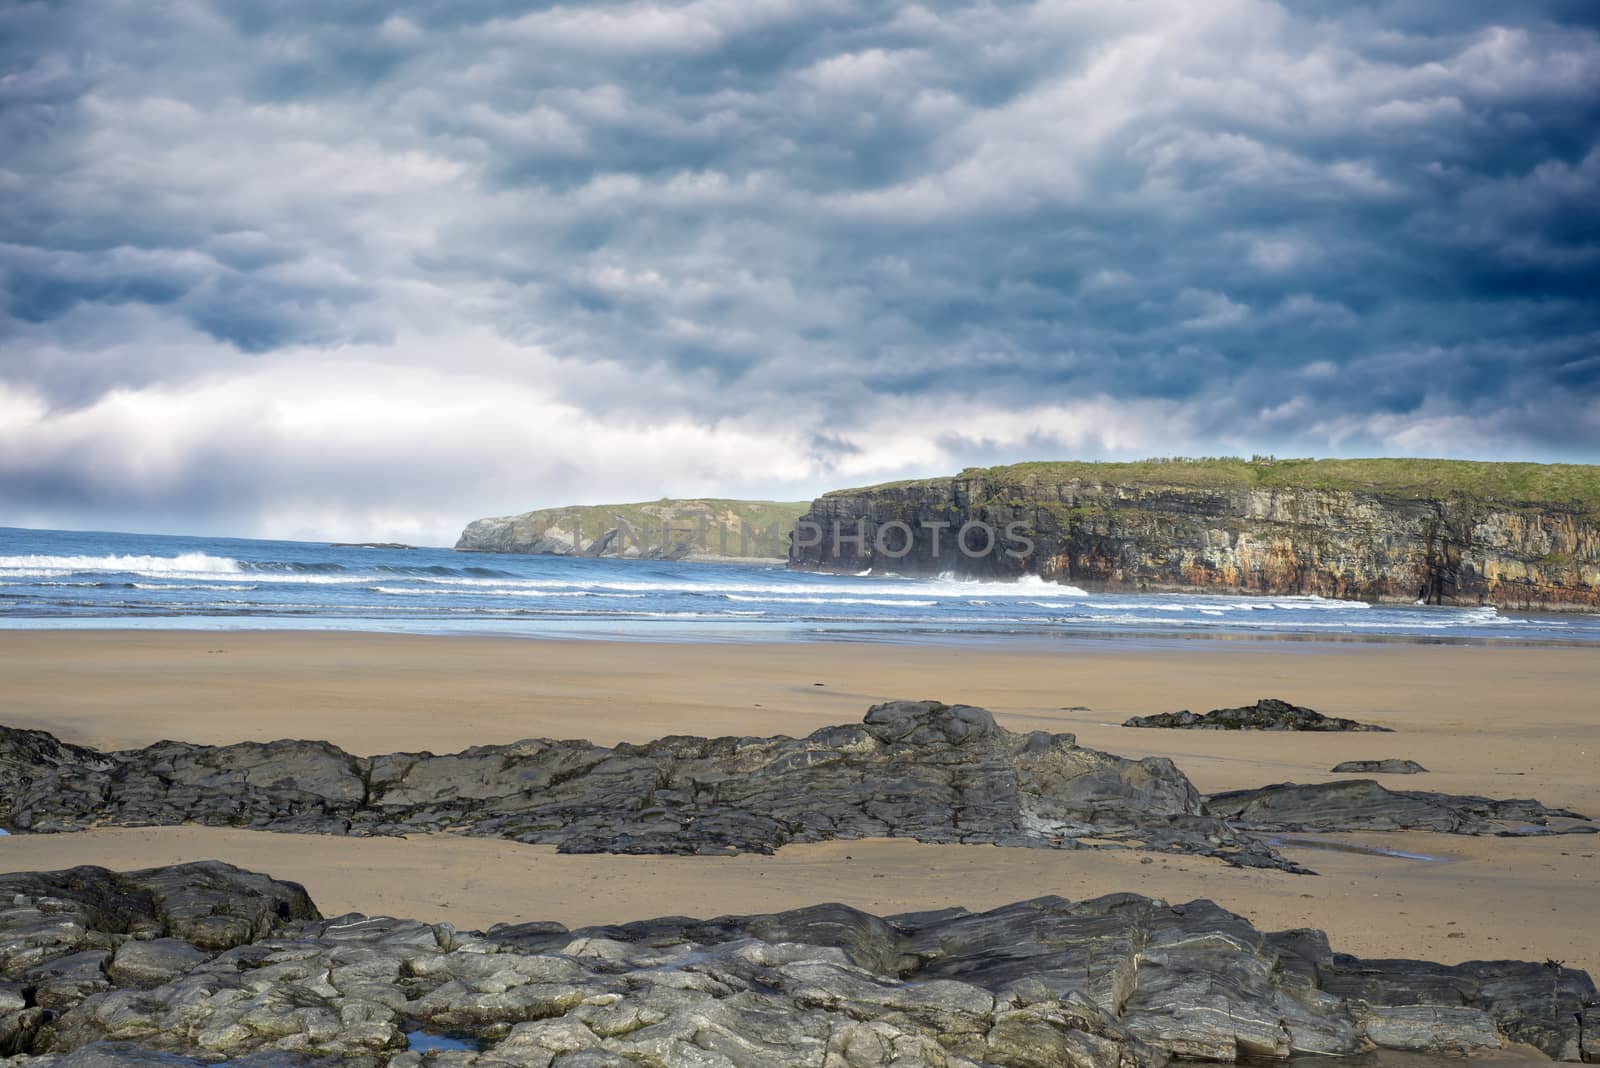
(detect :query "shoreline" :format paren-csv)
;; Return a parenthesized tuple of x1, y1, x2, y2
(794, 564, 1600, 615)
(2, 618, 1598, 651)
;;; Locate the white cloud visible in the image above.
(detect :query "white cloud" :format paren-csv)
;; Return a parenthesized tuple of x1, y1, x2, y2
(2, 0, 1597, 538)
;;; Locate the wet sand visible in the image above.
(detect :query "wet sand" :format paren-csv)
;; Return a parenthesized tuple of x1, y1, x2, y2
(0, 630, 1596, 971)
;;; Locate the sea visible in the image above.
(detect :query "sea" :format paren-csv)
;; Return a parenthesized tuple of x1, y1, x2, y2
(2, 525, 1598, 646)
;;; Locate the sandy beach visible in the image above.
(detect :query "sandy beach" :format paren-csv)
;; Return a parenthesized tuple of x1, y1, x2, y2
(2, 630, 1597, 971)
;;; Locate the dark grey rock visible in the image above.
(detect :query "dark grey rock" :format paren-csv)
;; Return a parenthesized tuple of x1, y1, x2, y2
(1124, 698, 1391, 732)
(1205, 779, 1594, 835)
(107, 939, 212, 987)
(19, 952, 109, 1012)
(0, 864, 1593, 1065)
(6, 704, 1593, 883)
(0, 859, 317, 1026)
(1331, 760, 1428, 774)
(0, 705, 1292, 872)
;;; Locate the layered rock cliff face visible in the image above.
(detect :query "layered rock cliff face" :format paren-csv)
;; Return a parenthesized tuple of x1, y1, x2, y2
(788, 459, 1600, 610)
(457, 498, 806, 561)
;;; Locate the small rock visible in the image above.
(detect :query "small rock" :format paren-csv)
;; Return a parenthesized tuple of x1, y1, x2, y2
(1331, 759, 1428, 774)
(1124, 698, 1391, 732)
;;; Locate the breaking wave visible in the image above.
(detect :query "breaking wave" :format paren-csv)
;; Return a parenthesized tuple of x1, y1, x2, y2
(0, 553, 243, 576)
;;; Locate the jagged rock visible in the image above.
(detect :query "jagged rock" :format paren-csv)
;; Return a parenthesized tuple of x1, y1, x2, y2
(0, 704, 1293, 872)
(1206, 779, 1595, 835)
(20, 953, 109, 1012)
(0, 864, 1594, 1065)
(1123, 698, 1392, 732)
(1331, 760, 1428, 774)
(0, 863, 315, 1060)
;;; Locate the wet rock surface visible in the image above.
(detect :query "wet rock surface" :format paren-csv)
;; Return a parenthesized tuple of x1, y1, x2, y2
(0, 862, 1594, 1066)
(1331, 760, 1428, 775)
(1123, 699, 1392, 732)
(3, 703, 1592, 876)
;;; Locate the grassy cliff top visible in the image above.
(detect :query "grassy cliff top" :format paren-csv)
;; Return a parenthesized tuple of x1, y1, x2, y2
(483, 498, 808, 531)
(823, 458, 1600, 509)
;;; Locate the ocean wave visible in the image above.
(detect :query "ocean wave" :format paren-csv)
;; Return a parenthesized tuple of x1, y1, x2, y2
(369, 585, 644, 599)
(926, 574, 1089, 596)
(459, 608, 771, 619)
(389, 574, 1092, 598)
(1060, 610, 1525, 631)
(243, 561, 348, 574)
(0, 552, 242, 576)
(1265, 597, 1373, 611)
(723, 594, 940, 607)
(371, 564, 516, 578)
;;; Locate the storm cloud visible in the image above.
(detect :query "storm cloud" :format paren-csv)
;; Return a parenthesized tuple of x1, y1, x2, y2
(2, 0, 1597, 541)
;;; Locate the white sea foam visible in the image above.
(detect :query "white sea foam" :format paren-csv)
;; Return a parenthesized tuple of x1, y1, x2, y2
(388, 575, 1089, 598)
(0, 553, 242, 576)
(1266, 597, 1372, 611)
(921, 576, 1089, 597)
(723, 595, 939, 607)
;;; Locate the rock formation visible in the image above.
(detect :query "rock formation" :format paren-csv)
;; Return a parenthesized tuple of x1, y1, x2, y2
(1331, 760, 1428, 774)
(787, 458, 1600, 610)
(0, 861, 1595, 1065)
(1207, 779, 1595, 835)
(1122, 699, 1391, 732)
(3, 703, 1592, 873)
(0, 704, 1290, 871)
(456, 498, 807, 562)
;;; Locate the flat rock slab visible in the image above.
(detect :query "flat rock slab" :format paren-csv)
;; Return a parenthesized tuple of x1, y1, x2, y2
(1124, 698, 1391, 732)
(1207, 779, 1595, 835)
(0, 863, 1594, 1065)
(1331, 759, 1428, 774)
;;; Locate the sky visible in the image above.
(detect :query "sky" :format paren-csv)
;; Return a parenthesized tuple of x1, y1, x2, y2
(2, 0, 1598, 544)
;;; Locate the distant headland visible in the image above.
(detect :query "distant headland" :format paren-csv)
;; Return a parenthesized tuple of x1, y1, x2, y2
(457, 457, 1600, 611)
(790, 457, 1600, 611)
(456, 498, 807, 563)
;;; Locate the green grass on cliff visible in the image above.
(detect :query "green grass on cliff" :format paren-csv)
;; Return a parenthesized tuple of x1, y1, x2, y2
(498, 498, 808, 540)
(826, 458, 1600, 510)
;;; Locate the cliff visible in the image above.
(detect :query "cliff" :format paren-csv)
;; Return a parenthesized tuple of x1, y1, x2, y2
(787, 458, 1600, 610)
(456, 498, 806, 561)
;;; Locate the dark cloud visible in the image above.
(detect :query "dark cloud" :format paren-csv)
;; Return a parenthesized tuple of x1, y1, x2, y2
(1, 0, 1597, 540)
